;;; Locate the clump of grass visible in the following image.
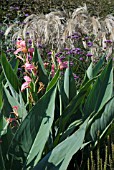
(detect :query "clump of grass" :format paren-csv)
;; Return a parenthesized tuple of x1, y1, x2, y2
(4, 5, 114, 60)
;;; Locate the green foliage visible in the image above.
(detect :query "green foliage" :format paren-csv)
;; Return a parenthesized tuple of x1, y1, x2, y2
(1, 52, 20, 93)
(0, 48, 114, 170)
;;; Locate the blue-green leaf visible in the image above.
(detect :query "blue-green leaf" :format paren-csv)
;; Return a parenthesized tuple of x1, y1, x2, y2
(9, 84, 57, 169)
(33, 119, 88, 170)
(84, 59, 113, 117)
(1, 52, 20, 93)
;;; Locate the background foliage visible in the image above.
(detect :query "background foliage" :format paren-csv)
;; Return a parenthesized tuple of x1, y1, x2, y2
(1, 0, 114, 23)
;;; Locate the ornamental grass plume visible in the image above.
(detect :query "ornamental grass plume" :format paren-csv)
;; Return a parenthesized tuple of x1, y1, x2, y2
(5, 5, 114, 57)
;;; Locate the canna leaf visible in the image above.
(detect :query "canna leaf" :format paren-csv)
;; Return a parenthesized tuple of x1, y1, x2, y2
(0, 83, 3, 110)
(8, 84, 57, 169)
(3, 86, 27, 120)
(83, 59, 113, 117)
(93, 54, 105, 77)
(90, 96, 114, 143)
(1, 52, 20, 93)
(63, 65, 76, 104)
(0, 114, 8, 137)
(58, 77, 96, 132)
(33, 46, 48, 85)
(46, 70, 59, 92)
(33, 118, 88, 170)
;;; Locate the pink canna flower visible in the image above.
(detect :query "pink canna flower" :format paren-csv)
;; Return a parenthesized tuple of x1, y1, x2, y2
(16, 55, 24, 61)
(20, 40, 26, 47)
(12, 106, 18, 110)
(6, 118, 17, 123)
(21, 75, 32, 92)
(14, 40, 27, 54)
(28, 48, 34, 53)
(51, 64, 55, 77)
(12, 106, 19, 117)
(23, 62, 35, 71)
(24, 76, 31, 82)
(16, 40, 22, 48)
(21, 81, 30, 92)
(57, 58, 68, 70)
(14, 48, 22, 55)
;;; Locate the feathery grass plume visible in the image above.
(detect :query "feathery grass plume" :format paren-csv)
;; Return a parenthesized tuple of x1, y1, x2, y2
(44, 12, 64, 46)
(4, 24, 17, 38)
(4, 5, 114, 54)
(91, 16, 101, 35)
(12, 30, 23, 42)
(63, 4, 90, 37)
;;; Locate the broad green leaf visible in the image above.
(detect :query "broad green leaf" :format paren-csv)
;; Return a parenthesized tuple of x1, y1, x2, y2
(59, 119, 82, 142)
(83, 59, 113, 117)
(90, 96, 114, 143)
(87, 55, 105, 80)
(10, 56, 19, 73)
(93, 54, 105, 77)
(0, 83, 3, 110)
(1, 52, 20, 93)
(0, 72, 5, 84)
(0, 55, 19, 84)
(0, 114, 8, 136)
(87, 63, 93, 79)
(4, 86, 27, 120)
(46, 70, 59, 92)
(33, 47, 48, 85)
(9, 84, 57, 168)
(25, 86, 57, 168)
(0, 145, 6, 170)
(33, 118, 88, 170)
(81, 55, 105, 86)
(63, 66, 76, 103)
(58, 77, 96, 132)
(2, 87, 12, 118)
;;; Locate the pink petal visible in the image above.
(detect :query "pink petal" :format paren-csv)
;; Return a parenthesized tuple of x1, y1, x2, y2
(21, 81, 30, 92)
(24, 76, 31, 82)
(24, 63, 35, 71)
(16, 55, 24, 61)
(13, 106, 18, 110)
(14, 48, 22, 55)
(28, 48, 34, 53)
(20, 40, 26, 47)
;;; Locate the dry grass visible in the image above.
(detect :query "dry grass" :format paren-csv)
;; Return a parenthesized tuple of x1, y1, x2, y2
(5, 5, 114, 55)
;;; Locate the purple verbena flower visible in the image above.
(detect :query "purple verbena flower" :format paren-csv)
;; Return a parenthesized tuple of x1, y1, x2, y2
(84, 36, 89, 40)
(64, 47, 70, 51)
(70, 61, 74, 66)
(79, 57, 84, 61)
(26, 32, 29, 35)
(18, 37, 22, 40)
(38, 44, 43, 48)
(28, 39, 32, 44)
(73, 73, 79, 80)
(47, 51, 52, 55)
(71, 35, 79, 39)
(104, 40, 112, 43)
(25, 14, 29, 17)
(86, 53, 93, 57)
(60, 56, 66, 60)
(67, 35, 71, 38)
(87, 41, 93, 47)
